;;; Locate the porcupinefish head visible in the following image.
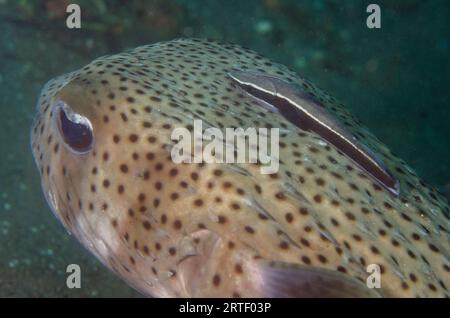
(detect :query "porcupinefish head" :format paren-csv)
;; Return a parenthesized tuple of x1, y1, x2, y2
(31, 38, 449, 297)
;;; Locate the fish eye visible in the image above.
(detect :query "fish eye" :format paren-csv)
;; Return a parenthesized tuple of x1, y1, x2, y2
(52, 100, 94, 154)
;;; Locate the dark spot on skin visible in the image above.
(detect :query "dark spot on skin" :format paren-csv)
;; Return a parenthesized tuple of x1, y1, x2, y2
(231, 202, 241, 210)
(313, 194, 322, 203)
(428, 243, 439, 253)
(218, 215, 227, 224)
(120, 164, 129, 173)
(411, 233, 421, 241)
(345, 212, 356, 221)
(391, 239, 400, 247)
(317, 254, 327, 263)
(315, 178, 325, 186)
(301, 256, 311, 265)
(330, 218, 339, 226)
(279, 241, 289, 249)
(361, 207, 370, 214)
(371, 246, 380, 254)
(383, 220, 393, 228)
(428, 284, 437, 292)
(244, 226, 255, 234)
(129, 134, 139, 143)
(173, 220, 182, 230)
(299, 207, 308, 215)
(234, 264, 243, 274)
(285, 213, 293, 223)
(275, 192, 285, 200)
(180, 181, 188, 188)
(400, 213, 412, 222)
(407, 249, 417, 259)
(300, 238, 310, 247)
(212, 274, 221, 286)
(143, 220, 151, 230)
(193, 199, 204, 207)
(137, 193, 146, 203)
(337, 266, 347, 273)
(223, 181, 232, 189)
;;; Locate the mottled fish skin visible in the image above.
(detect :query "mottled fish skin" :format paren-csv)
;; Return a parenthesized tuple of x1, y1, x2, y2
(31, 38, 449, 297)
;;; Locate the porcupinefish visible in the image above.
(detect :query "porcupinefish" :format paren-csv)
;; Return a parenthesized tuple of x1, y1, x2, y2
(31, 38, 449, 298)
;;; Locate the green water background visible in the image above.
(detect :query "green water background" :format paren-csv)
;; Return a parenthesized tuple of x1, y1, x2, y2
(0, 0, 448, 297)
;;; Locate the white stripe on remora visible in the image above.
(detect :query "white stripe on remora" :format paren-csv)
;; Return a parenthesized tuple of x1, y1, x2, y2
(228, 70, 399, 196)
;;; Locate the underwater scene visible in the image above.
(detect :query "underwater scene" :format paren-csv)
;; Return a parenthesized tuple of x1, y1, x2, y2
(0, 0, 449, 298)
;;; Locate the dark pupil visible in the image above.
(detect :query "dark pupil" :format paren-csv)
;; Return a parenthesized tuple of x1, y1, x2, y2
(59, 109, 93, 152)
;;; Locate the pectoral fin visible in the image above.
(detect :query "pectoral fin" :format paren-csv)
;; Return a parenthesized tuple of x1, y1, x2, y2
(250, 261, 381, 298)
